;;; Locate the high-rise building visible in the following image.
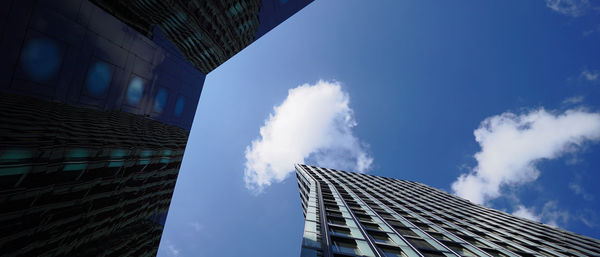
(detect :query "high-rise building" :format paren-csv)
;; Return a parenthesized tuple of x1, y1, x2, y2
(295, 164, 600, 257)
(0, 0, 312, 255)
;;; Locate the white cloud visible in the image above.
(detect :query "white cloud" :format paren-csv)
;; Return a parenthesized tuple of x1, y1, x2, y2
(569, 182, 594, 201)
(512, 205, 541, 222)
(540, 201, 570, 227)
(582, 25, 600, 36)
(163, 240, 180, 257)
(244, 80, 372, 191)
(581, 69, 599, 81)
(512, 202, 570, 227)
(577, 209, 598, 228)
(545, 0, 591, 17)
(452, 108, 600, 205)
(562, 96, 584, 105)
(190, 221, 203, 232)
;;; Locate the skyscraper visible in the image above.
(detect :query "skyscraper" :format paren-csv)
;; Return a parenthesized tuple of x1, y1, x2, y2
(295, 164, 600, 257)
(0, 0, 311, 255)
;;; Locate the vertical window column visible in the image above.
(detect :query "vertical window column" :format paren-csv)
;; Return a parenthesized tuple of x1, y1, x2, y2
(297, 166, 325, 257)
(310, 168, 377, 257)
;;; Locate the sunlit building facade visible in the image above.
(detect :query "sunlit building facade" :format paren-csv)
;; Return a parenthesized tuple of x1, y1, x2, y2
(0, 0, 312, 255)
(295, 164, 600, 257)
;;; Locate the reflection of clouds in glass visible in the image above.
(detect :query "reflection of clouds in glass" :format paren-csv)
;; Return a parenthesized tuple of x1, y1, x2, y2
(126, 77, 144, 106)
(20, 38, 61, 82)
(85, 62, 112, 98)
(174, 96, 185, 116)
(154, 88, 168, 113)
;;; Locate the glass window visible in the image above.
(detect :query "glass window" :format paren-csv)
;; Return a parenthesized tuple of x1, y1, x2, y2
(332, 237, 360, 255)
(379, 245, 407, 257)
(428, 232, 450, 241)
(174, 96, 185, 116)
(405, 238, 435, 250)
(302, 231, 320, 249)
(482, 249, 509, 257)
(356, 240, 376, 257)
(444, 243, 476, 256)
(419, 250, 447, 257)
(369, 231, 392, 244)
(20, 38, 61, 82)
(395, 227, 419, 237)
(330, 226, 351, 237)
(362, 222, 380, 231)
(125, 77, 145, 106)
(85, 61, 112, 97)
(328, 216, 346, 226)
(154, 88, 168, 113)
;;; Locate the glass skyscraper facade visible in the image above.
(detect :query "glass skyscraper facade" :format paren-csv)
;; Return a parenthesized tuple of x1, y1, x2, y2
(0, 0, 311, 255)
(295, 164, 600, 257)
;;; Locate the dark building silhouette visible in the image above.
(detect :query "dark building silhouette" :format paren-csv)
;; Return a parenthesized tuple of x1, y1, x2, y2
(0, 93, 186, 256)
(295, 164, 600, 257)
(0, 0, 312, 255)
(91, 0, 311, 73)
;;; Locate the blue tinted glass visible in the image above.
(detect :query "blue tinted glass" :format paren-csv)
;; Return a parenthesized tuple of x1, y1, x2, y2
(140, 150, 153, 157)
(126, 77, 144, 106)
(111, 149, 128, 158)
(20, 38, 61, 82)
(154, 88, 168, 113)
(0, 166, 31, 176)
(174, 96, 185, 116)
(67, 148, 88, 159)
(63, 163, 86, 171)
(85, 62, 112, 97)
(0, 150, 33, 162)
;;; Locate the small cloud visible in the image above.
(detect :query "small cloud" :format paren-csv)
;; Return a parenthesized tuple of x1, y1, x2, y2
(569, 180, 594, 201)
(562, 96, 584, 105)
(545, 0, 591, 17)
(162, 240, 180, 257)
(190, 221, 203, 232)
(451, 108, 600, 205)
(583, 25, 600, 36)
(512, 205, 541, 222)
(579, 214, 596, 227)
(512, 202, 570, 227)
(541, 201, 570, 227)
(244, 80, 372, 192)
(581, 69, 599, 81)
(577, 209, 598, 228)
(565, 155, 582, 165)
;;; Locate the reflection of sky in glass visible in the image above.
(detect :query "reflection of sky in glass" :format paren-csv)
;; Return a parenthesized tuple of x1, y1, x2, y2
(174, 96, 185, 116)
(126, 77, 144, 106)
(20, 38, 61, 82)
(154, 88, 168, 113)
(85, 62, 112, 98)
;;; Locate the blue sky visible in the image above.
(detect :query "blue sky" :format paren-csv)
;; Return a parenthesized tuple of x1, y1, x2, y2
(158, 1, 600, 256)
